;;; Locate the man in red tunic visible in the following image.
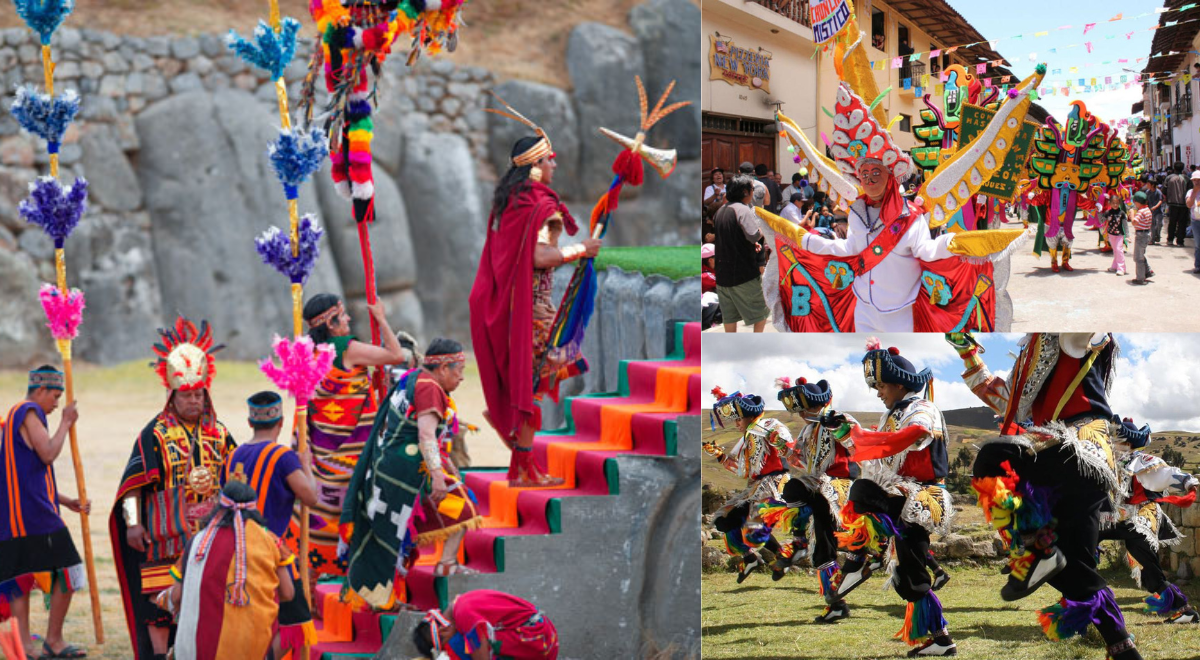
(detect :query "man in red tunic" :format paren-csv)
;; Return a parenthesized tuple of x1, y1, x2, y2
(470, 99, 601, 487)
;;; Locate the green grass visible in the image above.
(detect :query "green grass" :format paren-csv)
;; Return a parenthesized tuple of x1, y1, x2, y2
(702, 561, 1200, 659)
(594, 245, 699, 280)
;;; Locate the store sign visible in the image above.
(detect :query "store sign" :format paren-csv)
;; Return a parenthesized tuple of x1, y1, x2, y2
(811, 0, 852, 44)
(709, 34, 771, 93)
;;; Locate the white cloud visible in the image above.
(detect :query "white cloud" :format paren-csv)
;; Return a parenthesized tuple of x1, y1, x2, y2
(703, 334, 1200, 432)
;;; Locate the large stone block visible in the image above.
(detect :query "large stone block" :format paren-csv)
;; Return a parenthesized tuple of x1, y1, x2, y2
(396, 131, 484, 343)
(597, 267, 649, 388)
(65, 212, 164, 364)
(344, 287, 425, 349)
(0, 249, 55, 368)
(485, 79, 582, 201)
(313, 163, 417, 297)
(566, 23, 646, 200)
(135, 90, 342, 358)
(79, 124, 142, 212)
(628, 0, 701, 160)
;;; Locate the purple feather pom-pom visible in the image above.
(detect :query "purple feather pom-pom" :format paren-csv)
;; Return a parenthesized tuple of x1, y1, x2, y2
(254, 214, 324, 285)
(1008, 89, 1019, 99)
(18, 176, 87, 248)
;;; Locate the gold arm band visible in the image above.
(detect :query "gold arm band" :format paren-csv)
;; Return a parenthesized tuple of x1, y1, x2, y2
(561, 243, 587, 263)
(122, 495, 140, 527)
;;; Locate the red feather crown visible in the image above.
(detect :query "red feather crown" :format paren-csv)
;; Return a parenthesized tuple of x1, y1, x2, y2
(151, 317, 223, 391)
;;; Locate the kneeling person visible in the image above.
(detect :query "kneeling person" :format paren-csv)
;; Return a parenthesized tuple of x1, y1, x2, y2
(413, 589, 558, 659)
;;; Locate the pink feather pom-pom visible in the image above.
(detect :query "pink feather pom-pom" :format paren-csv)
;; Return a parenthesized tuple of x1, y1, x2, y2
(865, 336, 882, 351)
(774, 376, 791, 390)
(259, 335, 335, 407)
(793, 155, 801, 164)
(38, 283, 84, 341)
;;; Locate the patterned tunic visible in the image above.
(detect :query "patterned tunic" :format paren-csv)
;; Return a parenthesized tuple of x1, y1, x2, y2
(860, 397, 953, 536)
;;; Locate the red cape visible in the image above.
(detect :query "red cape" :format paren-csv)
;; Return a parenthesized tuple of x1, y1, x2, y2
(469, 181, 578, 441)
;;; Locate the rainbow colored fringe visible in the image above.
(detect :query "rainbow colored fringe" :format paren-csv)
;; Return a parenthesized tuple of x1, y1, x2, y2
(971, 461, 1055, 554)
(723, 525, 770, 557)
(1145, 583, 1188, 615)
(1037, 588, 1124, 641)
(835, 502, 896, 555)
(818, 562, 841, 597)
(759, 501, 810, 538)
(894, 592, 947, 645)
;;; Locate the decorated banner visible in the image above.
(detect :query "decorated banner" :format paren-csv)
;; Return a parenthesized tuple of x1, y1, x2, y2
(957, 104, 1040, 201)
(709, 33, 771, 93)
(811, 0, 852, 45)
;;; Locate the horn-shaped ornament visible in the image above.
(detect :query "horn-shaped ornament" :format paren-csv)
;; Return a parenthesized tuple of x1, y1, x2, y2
(599, 127, 678, 178)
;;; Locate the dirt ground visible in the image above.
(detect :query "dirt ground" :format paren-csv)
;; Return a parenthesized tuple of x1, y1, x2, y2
(0, 357, 509, 658)
(0, 0, 666, 87)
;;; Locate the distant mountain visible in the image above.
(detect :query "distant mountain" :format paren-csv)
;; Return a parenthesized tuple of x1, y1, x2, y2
(942, 407, 1000, 430)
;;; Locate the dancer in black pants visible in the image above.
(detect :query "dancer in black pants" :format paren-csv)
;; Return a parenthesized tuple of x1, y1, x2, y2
(950, 332, 1143, 660)
(762, 377, 858, 623)
(827, 343, 957, 657)
(1101, 418, 1200, 624)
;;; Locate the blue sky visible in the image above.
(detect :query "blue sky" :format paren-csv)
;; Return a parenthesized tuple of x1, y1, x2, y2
(950, 0, 1165, 128)
(703, 333, 1200, 430)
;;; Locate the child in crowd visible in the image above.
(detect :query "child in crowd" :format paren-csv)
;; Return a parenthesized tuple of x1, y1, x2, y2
(1104, 194, 1127, 276)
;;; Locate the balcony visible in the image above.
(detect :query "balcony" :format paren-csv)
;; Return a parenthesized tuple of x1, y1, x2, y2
(1174, 95, 1192, 124)
(748, 0, 812, 28)
(900, 61, 927, 95)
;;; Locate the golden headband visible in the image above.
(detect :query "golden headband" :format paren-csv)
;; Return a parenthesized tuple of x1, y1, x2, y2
(485, 90, 553, 167)
(308, 302, 344, 328)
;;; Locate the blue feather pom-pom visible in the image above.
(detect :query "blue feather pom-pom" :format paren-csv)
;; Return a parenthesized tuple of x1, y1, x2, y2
(255, 215, 324, 285)
(10, 86, 80, 151)
(268, 127, 329, 196)
(18, 176, 87, 248)
(226, 17, 300, 81)
(13, 0, 75, 45)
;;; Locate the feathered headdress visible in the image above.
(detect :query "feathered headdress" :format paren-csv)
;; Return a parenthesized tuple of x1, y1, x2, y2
(151, 317, 224, 391)
(829, 82, 913, 186)
(485, 90, 552, 167)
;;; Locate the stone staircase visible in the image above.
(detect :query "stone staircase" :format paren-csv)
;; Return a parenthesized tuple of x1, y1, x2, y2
(302, 320, 702, 660)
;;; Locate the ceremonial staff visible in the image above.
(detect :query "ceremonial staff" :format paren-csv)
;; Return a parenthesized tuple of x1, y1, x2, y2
(12, 0, 102, 644)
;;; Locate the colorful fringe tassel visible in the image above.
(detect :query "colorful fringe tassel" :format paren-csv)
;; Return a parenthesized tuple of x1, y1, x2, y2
(759, 502, 809, 538)
(835, 502, 896, 555)
(894, 592, 947, 645)
(971, 461, 1054, 551)
(1037, 588, 1125, 641)
(818, 562, 840, 597)
(1145, 583, 1188, 615)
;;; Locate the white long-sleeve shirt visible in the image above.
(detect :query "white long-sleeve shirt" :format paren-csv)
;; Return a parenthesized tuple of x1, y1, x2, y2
(801, 199, 955, 313)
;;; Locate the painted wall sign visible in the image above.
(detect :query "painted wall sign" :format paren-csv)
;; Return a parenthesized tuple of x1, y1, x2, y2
(709, 34, 771, 93)
(811, 0, 852, 44)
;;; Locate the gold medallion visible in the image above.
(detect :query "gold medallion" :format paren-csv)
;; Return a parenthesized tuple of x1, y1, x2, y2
(188, 466, 216, 497)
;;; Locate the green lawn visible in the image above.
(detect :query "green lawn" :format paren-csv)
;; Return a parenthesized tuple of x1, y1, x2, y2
(594, 245, 699, 280)
(702, 559, 1200, 659)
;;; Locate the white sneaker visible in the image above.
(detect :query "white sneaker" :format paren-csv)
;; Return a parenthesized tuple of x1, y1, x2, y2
(908, 638, 957, 656)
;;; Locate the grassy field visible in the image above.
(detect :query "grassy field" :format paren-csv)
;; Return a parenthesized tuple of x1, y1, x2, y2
(595, 245, 700, 281)
(702, 561, 1200, 660)
(703, 410, 1200, 658)
(0, 358, 508, 658)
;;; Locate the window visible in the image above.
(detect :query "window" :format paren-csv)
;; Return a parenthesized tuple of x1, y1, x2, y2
(871, 8, 886, 52)
(899, 114, 912, 132)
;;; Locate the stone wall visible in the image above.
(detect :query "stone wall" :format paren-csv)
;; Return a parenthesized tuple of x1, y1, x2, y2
(1166, 503, 1200, 579)
(0, 0, 700, 367)
(538, 267, 700, 430)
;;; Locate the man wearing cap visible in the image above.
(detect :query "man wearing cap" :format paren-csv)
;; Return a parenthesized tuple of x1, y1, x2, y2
(780, 192, 806, 226)
(0, 366, 87, 660)
(713, 175, 771, 332)
(826, 343, 956, 656)
(111, 317, 237, 660)
(471, 95, 599, 488)
(947, 332, 1143, 660)
(739, 161, 769, 209)
(1184, 168, 1200, 273)
(222, 391, 319, 656)
(1101, 418, 1200, 625)
(765, 377, 858, 623)
(704, 388, 791, 583)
